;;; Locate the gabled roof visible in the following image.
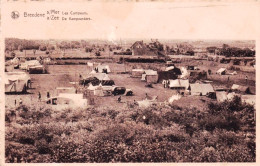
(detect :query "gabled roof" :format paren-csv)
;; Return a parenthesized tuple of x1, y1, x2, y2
(131, 41, 145, 49)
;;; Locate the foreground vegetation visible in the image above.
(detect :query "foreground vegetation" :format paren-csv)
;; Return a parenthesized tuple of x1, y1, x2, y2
(5, 96, 255, 162)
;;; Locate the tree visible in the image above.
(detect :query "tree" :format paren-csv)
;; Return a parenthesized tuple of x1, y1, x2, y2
(39, 45, 47, 51)
(18, 45, 24, 52)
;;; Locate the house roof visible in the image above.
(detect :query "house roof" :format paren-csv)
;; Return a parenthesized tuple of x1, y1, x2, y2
(131, 41, 145, 49)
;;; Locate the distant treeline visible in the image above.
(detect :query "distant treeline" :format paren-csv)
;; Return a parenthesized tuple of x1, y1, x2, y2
(207, 44, 255, 57)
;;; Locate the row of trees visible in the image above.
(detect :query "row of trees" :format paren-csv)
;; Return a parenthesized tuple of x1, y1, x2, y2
(207, 44, 255, 57)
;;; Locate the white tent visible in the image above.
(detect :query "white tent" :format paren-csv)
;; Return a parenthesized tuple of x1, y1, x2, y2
(216, 68, 226, 75)
(19, 60, 41, 71)
(90, 73, 110, 81)
(47, 93, 87, 108)
(132, 69, 145, 77)
(169, 79, 189, 90)
(241, 95, 255, 106)
(141, 70, 158, 83)
(189, 83, 215, 96)
(165, 66, 175, 71)
(95, 65, 111, 73)
(5, 72, 31, 92)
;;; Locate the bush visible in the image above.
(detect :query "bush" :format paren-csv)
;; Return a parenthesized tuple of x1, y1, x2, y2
(5, 102, 255, 162)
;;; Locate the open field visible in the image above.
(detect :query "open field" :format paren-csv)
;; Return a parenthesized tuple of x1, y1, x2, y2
(5, 53, 256, 162)
(5, 58, 255, 109)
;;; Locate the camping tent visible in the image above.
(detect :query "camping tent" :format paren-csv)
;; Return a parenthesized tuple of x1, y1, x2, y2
(101, 80, 115, 86)
(241, 95, 255, 106)
(216, 91, 228, 102)
(19, 60, 41, 71)
(132, 69, 145, 77)
(5, 72, 31, 93)
(216, 68, 227, 75)
(90, 73, 110, 81)
(165, 66, 175, 71)
(47, 93, 87, 108)
(141, 70, 158, 83)
(169, 79, 189, 90)
(231, 84, 251, 94)
(189, 83, 215, 96)
(95, 65, 111, 73)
